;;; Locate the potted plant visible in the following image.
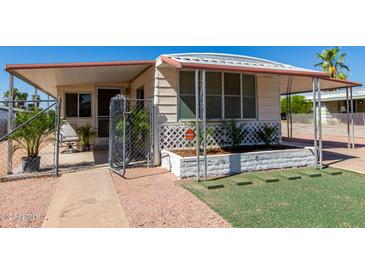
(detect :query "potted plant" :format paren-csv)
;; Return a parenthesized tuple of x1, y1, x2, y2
(9, 108, 56, 172)
(77, 124, 96, 151)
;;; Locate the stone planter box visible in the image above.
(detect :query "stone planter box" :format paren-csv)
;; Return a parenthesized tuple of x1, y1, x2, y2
(161, 147, 315, 178)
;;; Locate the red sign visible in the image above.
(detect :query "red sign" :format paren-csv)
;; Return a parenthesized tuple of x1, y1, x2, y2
(185, 129, 196, 141)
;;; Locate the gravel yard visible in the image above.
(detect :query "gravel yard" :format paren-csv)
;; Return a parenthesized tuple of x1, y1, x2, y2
(111, 167, 230, 228)
(0, 176, 59, 228)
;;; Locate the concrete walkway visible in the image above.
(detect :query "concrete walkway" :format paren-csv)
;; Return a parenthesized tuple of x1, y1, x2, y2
(42, 167, 129, 228)
(323, 146, 365, 175)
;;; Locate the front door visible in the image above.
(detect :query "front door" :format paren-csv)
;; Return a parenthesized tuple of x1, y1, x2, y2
(97, 88, 121, 145)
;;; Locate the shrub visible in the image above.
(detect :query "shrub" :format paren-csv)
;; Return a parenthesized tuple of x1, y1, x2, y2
(223, 121, 245, 150)
(256, 124, 278, 146)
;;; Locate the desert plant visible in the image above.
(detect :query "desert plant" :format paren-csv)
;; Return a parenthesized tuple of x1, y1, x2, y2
(223, 121, 245, 150)
(186, 121, 214, 149)
(256, 124, 278, 146)
(9, 108, 56, 171)
(77, 123, 96, 151)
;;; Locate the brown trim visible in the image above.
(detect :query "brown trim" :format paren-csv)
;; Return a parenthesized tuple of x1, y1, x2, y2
(5, 60, 155, 70)
(321, 77, 362, 87)
(160, 56, 182, 69)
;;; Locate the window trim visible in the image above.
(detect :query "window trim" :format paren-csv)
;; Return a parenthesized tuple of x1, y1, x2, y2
(65, 91, 92, 118)
(177, 69, 257, 122)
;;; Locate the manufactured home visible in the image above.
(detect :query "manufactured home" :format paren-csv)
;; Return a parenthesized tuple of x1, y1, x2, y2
(4, 53, 362, 178)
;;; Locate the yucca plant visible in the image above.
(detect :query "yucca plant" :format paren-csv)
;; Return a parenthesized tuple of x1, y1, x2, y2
(77, 123, 96, 151)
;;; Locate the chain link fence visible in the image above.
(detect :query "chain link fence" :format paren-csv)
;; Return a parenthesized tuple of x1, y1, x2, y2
(109, 95, 154, 176)
(282, 112, 365, 139)
(0, 99, 60, 180)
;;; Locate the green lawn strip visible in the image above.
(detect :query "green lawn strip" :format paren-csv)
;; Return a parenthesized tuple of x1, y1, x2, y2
(183, 167, 365, 227)
(255, 173, 280, 183)
(277, 171, 302, 181)
(200, 180, 225, 190)
(228, 176, 253, 186)
(298, 168, 322, 178)
(320, 168, 343, 176)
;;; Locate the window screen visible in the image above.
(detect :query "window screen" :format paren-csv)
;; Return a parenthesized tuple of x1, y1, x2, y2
(242, 75, 256, 118)
(65, 93, 78, 117)
(206, 72, 222, 119)
(179, 71, 196, 119)
(224, 73, 241, 118)
(79, 94, 91, 117)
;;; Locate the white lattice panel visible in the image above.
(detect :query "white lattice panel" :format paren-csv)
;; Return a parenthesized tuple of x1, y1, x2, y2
(159, 121, 281, 150)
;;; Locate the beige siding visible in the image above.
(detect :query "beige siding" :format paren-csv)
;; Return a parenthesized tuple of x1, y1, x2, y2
(154, 67, 178, 123)
(257, 75, 281, 121)
(130, 66, 155, 99)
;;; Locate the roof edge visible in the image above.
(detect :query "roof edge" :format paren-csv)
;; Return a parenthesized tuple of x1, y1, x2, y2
(180, 62, 329, 78)
(5, 60, 156, 71)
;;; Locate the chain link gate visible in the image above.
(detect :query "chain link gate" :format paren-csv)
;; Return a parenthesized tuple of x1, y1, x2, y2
(108, 95, 154, 176)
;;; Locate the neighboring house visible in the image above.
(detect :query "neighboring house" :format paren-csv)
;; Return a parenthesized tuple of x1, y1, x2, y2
(5, 53, 361, 164)
(301, 89, 365, 125)
(303, 88, 365, 113)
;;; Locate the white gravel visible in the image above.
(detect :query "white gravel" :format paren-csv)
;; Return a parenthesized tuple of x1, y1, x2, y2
(111, 167, 230, 228)
(0, 176, 59, 228)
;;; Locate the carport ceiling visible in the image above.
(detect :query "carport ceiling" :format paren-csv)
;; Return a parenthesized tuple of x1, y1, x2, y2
(6, 60, 155, 97)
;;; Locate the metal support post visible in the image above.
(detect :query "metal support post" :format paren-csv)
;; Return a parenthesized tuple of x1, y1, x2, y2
(55, 97, 61, 176)
(312, 78, 318, 169)
(317, 78, 323, 169)
(202, 69, 207, 181)
(350, 87, 355, 149)
(195, 70, 200, 182)
(7, 74, 14, 174)
(346, 87, 350, 149)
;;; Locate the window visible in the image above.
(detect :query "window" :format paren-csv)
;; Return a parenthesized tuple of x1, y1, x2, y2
(224, 73, 241, 119)
(242, 75, 256, 118)
(65, 93, 92, 117)
(79, 94, 91, 117)
(178, 71, 256, 120)
(206, 72, 222, 119)
(179, 71, 196, 119)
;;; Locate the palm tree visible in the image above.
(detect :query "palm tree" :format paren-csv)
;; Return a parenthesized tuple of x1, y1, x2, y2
(315, 47, 350, 80)
(3, 88, 29, 108)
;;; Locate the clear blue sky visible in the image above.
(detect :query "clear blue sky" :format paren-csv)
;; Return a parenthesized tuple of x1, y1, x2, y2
(0, 46, 364, 99)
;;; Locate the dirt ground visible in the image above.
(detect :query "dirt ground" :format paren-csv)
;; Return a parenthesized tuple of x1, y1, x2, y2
(0, 176, 59, 228)
(111, 167, 230, 228)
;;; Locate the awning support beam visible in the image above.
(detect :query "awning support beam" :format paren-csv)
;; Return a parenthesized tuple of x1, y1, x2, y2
(195, 70, 200, 182)
(7, 74, 14, 175)
(350, 87, 355, 149)
(312, 78, 318, 169)
(317, 78, 323, 169)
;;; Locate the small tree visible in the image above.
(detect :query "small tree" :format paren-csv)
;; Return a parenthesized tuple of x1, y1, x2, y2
(8, 108, 56, 171)
(281, 95, 312, 114)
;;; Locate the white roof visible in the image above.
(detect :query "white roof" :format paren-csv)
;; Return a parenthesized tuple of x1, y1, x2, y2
(302, 88, 365, 102)
(163, 53, 322, 74)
